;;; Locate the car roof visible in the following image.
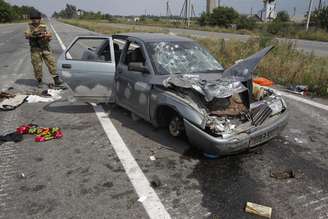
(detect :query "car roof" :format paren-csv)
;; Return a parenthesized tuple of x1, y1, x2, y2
(113, 32, 194, 43)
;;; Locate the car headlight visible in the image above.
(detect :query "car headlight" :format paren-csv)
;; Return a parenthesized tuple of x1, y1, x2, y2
(269, 99, 284, 115)
(281, 98, 287, 109)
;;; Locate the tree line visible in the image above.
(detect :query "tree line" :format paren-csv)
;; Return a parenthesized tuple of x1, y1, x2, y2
(52, 4, 113, 21)
(198, 6, 328, 32)
(0, 0, 41, 23)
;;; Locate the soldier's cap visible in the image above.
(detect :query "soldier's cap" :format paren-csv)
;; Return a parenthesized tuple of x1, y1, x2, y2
(29, 11, 42, 19)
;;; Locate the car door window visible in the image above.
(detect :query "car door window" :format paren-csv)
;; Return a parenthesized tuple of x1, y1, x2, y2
(124, 42, 146, 65)
(66, 38, 111, 62)
(113, 39, 127, 63)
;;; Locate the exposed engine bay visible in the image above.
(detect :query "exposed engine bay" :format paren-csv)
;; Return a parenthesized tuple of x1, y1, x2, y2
(163, 74, 287, 139)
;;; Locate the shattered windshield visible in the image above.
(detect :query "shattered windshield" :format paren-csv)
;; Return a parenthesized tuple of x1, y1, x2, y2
(147, 41, 224, 75)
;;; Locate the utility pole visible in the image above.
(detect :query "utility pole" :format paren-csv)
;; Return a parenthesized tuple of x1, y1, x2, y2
(319, 0, 323, 9)
(166, 1, 172, 17)
(191, 4, 196, 17)
(187, 0, 191, 28)
(293, 7, 296, 17)
(306, 0, 314, 31)
(179, 0, 191, 27)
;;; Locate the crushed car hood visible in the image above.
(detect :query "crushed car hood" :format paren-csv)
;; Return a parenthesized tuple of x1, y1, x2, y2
(163, 74, 247, 101)
(150, 46, 274, 101)
(222, 46, 274, 81)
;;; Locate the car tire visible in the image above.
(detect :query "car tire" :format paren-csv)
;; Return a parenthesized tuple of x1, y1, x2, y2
(168, 115, 185, 137)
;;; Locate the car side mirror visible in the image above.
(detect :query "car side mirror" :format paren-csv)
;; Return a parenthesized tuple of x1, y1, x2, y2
(128, 62, 149, 74)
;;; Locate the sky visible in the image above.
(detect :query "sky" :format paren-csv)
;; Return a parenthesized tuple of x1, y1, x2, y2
(6, 0, 325, 17)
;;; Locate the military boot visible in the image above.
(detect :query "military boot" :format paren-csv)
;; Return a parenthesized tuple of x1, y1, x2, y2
(37, 79, 43, 88)
(53, 76, 63, 86)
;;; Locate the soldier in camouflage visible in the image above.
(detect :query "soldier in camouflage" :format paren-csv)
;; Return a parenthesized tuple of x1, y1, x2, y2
(24, 11, 63, 87)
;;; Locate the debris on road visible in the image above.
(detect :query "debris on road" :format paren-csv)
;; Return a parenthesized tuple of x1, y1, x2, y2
(26, 89, 62, 103)
(17, 124, 63, 142)
(102, 181, 114, 188)
(0, 91, 15, 99)
(17, 173, 26, 179)
(0, 88, 62, 110)
(0, 132, 23, 144)
(150, 175, 161, 188)
(0, 94, 28, 111)
(270, 168, 295, 179)
(137, 196, 147, 203)
(294, 137, 303, 144)
(245, 202, 272, 218)
(287, 85, 309, 96)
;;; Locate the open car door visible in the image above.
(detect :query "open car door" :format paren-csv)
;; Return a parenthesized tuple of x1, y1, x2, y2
(57, 36, 116, 103)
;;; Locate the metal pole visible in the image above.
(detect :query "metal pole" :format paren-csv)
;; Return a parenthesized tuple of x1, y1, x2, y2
(187, 0, 191, 28)
(306, 0, 314, 31)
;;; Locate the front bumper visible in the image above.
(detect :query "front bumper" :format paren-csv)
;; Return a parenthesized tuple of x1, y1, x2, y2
(184, 110, 288, 156)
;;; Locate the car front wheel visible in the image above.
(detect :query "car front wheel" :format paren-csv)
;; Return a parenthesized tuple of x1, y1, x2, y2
(168, 115, 185, 137)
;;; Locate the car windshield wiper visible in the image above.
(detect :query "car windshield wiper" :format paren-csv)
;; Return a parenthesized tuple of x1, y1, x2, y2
(192, 69, 224, 73)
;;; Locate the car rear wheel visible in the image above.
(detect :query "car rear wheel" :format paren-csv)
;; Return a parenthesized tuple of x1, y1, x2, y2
(168, 115, 184, 137)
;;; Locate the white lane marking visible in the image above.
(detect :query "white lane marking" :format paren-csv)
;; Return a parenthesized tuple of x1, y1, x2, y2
(278, 90, 328, 112)
(49, 21, 72, 59)
(50, 21, 171, 219)
(92, 104, 171, 219)
(49, 22, 66, 50)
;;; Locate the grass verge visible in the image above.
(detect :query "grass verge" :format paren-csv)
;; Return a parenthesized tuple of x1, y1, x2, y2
(62, 19, 328, 96)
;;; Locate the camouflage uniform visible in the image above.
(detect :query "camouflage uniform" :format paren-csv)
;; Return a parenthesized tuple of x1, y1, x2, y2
(25, 23, 58, 81)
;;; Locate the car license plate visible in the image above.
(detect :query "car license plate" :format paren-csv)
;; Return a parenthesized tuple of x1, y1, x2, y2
(250, 130, 277, 147)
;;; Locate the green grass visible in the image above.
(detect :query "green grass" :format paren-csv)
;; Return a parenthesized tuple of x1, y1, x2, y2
(198, 37, 328, 96)
(62, 19, 328, 96)
(62, 19, 168, 35)
(295, 29, 328, 42)
(112, 18, 328, 42)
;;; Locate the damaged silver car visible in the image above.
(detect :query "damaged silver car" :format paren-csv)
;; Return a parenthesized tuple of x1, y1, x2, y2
(58, 33, 288, 157)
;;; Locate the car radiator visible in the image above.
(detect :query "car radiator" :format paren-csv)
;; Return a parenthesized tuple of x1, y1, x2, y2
(250, 103, 273, 126)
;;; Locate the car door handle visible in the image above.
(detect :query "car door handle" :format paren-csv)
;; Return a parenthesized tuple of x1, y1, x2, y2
(62, 64, 72, 69)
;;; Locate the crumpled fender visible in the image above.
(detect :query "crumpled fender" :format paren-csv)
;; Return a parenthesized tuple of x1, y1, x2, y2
(150, 88, 205, 128)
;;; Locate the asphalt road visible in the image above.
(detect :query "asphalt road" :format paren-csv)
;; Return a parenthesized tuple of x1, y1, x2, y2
(0, 20, 328, 219)
(105, 22, 328, 57)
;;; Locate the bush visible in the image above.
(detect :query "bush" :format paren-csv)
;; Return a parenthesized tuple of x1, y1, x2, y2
(198, 12, 210, 26)
(237, 16, 257, 30)
(0, 0, 40, 23)
(53, 4, 77, 19)
(198, 6, 239, 27)
(0, 0, 14, 22)
(276, 11, 290, 22)
(311, 6, 328, 30)
(267, 21, 292, 35)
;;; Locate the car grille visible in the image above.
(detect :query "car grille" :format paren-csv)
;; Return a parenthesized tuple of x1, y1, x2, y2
(250, 103, 273, 126)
